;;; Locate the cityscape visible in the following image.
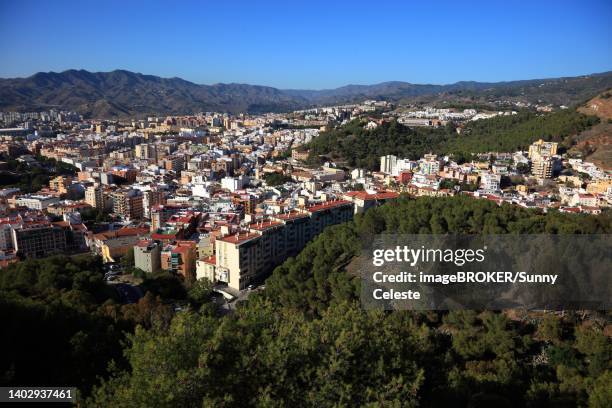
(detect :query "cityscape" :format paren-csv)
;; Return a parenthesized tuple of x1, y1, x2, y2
(0, 1, 610, 407)
(0, 99, 610, 290)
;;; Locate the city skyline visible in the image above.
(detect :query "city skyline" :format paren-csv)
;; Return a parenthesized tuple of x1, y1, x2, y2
(1, 0, 611, 88)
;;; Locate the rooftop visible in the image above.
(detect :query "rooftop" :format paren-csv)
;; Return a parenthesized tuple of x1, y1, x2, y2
(306, 199, 352, 213)
(345, 191, 399, 201)
(248, 219, 283, 231)
(272, 210, 310, 221)
(218, 231, 260, 245)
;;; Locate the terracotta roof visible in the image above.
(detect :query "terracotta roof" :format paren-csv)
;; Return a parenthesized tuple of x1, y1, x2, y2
(248, 220, 283, 231)
(117, 227, 149, 236)
(135, 239, 155, 248)
(272, 210, 309, 221)
(345, 191, 399, 201)
(306, 200, 352, 213)
(218, 231, 260, 244)
(560, 207, 581, 213)
(201, 255, 216, 265)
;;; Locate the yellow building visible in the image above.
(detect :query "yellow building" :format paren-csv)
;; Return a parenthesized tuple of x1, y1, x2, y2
(529, 139, 558, 159)
(85, 185, 105, 210)
(202, 200, 354, 292)
(586, 180, 612, 194)
(531, 157, 553, 179)
(49, 176, 72, 194)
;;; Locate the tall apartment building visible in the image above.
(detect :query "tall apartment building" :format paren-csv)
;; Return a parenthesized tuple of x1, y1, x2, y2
(135, 143, 157, 160)
(49, 176, 72, 194)
(85, 185, 105, 210)
(380, 155, 397, 175)
(528, 139, 558, 160)
(201, 200, 354, 292)
(111, 190, 144, 220)
(134, 239, 162, 274)
(531, 157, 554, 179)
(232, 193, 258, 214)
(419, 159, 441, 176)
(480, 172, 502, 192)
(164, 155, 185, 172)
(0, 223, 14, 252)
(142, 190, 165, 218)
(11, 223, 67, 259)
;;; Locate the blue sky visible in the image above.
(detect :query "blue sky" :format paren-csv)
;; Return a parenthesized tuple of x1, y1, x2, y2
(0, 0, 610, 89)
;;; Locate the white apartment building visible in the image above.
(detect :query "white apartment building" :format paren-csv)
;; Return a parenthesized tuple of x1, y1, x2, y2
(480, 172, 501, 192)
(15, 194, 60, 210)
(221, 176, 247, 192)
(380, 155, 397, 175)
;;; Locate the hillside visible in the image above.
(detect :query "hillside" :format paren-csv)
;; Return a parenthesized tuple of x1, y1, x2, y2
(0, 69, 307, 117)
(1, 70, 612, 118)
(86, 196, 612, 407)
(572, 91, 612, 169)
(288, 72, 612, 107)
(578, 90, 612, 119)
(306, 110, 599, 169)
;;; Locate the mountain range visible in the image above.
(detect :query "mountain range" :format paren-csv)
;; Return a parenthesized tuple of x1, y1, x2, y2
(1, 69, 611, 118)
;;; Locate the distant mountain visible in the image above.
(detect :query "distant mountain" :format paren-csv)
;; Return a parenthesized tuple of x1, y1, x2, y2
(0, 69, 307, 118)
(1, 69, 611, 118)
(286, 73, 612, 106)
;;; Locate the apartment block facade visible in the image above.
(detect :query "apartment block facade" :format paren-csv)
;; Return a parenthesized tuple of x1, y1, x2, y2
(202, 200, 354, 292)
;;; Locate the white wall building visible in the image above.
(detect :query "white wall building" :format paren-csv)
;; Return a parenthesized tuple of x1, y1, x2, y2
(380, 155, 397, 175)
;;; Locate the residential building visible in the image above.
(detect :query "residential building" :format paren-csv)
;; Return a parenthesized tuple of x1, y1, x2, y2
(380, 155, 397, 175)
(135, 143, 157, 160)
(11, 223, 67, 259)
(111, 189, 144, 220)
(480, 172, 501, 192)
(15, 194, 60, 210)
(531, 157, 554, 179)
(134, 239, 162, 274)
(85, 185, 105, 210)
(205, 200, 353, 292)
(528, 139, 558, 160)
(343, 190, 399, 214)
(49, 176, 72, 194)
(161, 240, 197, 281)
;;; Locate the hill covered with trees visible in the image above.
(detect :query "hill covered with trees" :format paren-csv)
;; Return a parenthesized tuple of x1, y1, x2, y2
(306, 110, 600, 170)
(87, 197, 611, 407)
(0, 254, 214, 396)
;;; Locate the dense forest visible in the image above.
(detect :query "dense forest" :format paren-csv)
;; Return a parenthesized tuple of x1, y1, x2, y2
(76, 196, 611, 407)
(306, 110, 599, 170)
(0, 255, 214, 397)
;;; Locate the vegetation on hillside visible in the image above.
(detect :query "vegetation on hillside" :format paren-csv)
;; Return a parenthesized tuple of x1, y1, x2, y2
(264, 172, 293, 186)
(0, 255, 213, 395)
(87, 197, 612, 407)
(0, 156, 78, 193)
(306, 110, 599, 170)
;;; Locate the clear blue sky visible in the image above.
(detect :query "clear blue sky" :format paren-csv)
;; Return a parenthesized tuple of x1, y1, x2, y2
(0, 0, 610, 89)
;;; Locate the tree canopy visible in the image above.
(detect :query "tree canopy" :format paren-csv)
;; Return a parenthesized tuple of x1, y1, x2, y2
(87, 197, 611, 407)
(306, 110, 599, 170)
